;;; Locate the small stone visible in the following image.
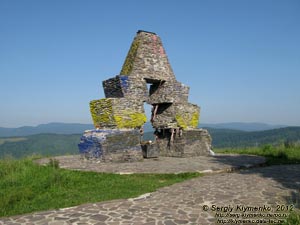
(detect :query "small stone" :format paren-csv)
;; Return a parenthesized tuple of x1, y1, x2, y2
(90, 214, 109, 221)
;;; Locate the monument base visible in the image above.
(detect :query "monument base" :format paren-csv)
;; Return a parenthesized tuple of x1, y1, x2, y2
(78, 128, 212, 162)
(78, 129, 143, 162)
(155, 128, 212, 157)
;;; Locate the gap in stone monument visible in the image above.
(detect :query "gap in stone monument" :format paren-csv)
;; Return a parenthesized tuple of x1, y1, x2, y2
(142, 79, 165, 142)
(143, 102, 155, 141)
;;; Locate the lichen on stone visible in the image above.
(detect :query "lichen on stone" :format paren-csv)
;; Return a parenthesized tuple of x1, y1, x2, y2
(175, 111, 199, 129)
(190, 111, 200, 128)
(120, 39, 139, 75)
(90, 99, 116, 128)
(175, 113, 189, 129)
(114, 111, 147, 129)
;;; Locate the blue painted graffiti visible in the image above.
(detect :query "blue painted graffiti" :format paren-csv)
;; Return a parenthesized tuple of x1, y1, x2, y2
(119, 75, 129, 92)
(78, 129, 124, 158)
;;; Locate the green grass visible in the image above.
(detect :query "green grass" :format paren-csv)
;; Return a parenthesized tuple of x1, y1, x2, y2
(1, 145, 299, 222)
(282, 210, 300, 225)
(0, 157, 201, 217)
(215, 144, 300, 165)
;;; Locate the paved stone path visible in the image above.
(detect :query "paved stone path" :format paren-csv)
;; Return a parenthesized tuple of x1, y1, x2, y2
(36, 154, 266, 174)
(1, 156, 300, 225)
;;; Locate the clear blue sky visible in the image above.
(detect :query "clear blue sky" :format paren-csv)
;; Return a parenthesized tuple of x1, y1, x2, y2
(1, 0, 299, 128)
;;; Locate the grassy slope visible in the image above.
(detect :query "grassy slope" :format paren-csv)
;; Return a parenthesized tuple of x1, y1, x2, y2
(215, 145, 300, 165)
(0, 157, 201, 217)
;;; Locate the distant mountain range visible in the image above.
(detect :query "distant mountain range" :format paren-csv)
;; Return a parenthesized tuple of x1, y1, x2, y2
(0, 123, 94, 137)
(142, 122, 288, 132)
(199, 122, 287, 132)
(0, 122, 290, 137)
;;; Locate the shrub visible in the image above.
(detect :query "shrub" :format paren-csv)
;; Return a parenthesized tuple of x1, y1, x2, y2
(277, 150, 288, 160)
(47, 158, 59, 169)
(284, 139, 295, 149)
(282, 210, 300, 225)
(261, 144, 273, 153)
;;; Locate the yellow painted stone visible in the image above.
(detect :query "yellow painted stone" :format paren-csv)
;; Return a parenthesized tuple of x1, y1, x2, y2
(114, 111, 147, 129)
(90, 99, 146, 129)
(90, 99, 116, 128)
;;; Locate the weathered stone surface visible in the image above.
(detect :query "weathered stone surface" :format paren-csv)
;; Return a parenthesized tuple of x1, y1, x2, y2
(90, 98, 146, 129)
(103, 75, 148, 101)
(78, 129, 143, 162)
(155, 129, 211, 157)
(141, 143, 159, 158)
(151, 103, 200, 129)
(183, 129, 212, 157)
(80, 30, 212, 160)
(147, 80, 189, 104)
(37, 154, 267, 174)
(102, 76, 126, 98)
(120, 30, 176, 81)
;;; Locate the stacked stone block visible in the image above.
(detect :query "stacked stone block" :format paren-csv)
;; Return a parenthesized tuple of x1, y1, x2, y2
(78, 129, 142, 162)
(147, 81, 189, 104)
(79, 30, 212, 161)
(90, 98, 146, 129)
(102, 75, 148, 101)
(156, 129, 212, 157)
(102, 76, 127, 98)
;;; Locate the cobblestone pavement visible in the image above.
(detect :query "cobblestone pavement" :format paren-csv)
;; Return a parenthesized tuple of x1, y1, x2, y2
(1, 156, 299, 225)
(36, 154, 266, 174)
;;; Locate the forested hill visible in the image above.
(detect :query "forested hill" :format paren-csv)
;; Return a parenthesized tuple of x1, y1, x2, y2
(0, 134, 81, 159)
(206, 126, 300, 148)
(1, 127, 300, 159)
(143, 127, 300, 148)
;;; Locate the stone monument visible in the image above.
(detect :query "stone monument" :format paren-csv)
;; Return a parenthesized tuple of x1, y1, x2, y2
(78, 30, 212, 162)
